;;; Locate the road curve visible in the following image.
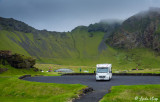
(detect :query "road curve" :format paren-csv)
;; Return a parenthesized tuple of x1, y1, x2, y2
(24, 75, 160, 102)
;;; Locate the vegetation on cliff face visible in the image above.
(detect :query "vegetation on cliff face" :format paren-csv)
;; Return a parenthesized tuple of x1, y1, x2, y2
(108, 8, 160, 52)
(88, 21, 120, 32)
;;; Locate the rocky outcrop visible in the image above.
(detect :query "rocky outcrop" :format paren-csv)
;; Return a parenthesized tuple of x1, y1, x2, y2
(0, 50, 36, 69)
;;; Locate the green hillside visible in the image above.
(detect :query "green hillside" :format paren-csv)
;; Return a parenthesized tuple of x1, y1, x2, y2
(0, 17, 119, 65)
(0, 30, 30, 56)
(0, 26, 106, 65)
(1, 13, 160, 68)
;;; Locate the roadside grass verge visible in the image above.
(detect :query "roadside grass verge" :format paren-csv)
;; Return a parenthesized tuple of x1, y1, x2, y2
(100, 85, 160, 102)
(0, 77, 86, 102)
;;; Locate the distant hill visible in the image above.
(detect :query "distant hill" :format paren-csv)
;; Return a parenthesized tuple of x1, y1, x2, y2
(0, 17, 37, 33)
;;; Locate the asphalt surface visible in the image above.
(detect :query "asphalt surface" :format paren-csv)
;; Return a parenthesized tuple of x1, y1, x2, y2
(24, 75, 160, 102)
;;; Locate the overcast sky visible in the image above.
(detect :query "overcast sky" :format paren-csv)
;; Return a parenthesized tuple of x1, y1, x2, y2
(0, 0, 160, 32)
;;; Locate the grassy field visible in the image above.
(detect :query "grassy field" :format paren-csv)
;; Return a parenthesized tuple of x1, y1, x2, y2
(0, 65, 87, 102)
(100, 85, 160, 102)
(35, 63, 160, 74)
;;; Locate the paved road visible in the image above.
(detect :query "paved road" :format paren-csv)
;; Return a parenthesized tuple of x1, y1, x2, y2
(24, 75, 160, 102)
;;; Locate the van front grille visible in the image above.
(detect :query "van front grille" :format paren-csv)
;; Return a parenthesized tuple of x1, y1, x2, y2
(99, 76, 105, 78)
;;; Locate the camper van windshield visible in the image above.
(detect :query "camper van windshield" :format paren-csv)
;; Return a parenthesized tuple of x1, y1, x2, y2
(97, 67, 108, 73)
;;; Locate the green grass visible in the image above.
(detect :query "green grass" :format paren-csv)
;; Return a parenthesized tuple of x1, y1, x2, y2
(0, 76, 86, 102)
(100, 85, 160, 102)
(0, 64, 39, 76)
(0, 64, 87, 102)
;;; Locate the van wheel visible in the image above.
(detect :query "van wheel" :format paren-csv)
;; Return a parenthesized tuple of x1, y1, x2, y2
(108, 77, 111, 81)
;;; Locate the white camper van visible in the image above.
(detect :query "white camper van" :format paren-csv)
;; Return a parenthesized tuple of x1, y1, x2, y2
(96, 64, 112, 81)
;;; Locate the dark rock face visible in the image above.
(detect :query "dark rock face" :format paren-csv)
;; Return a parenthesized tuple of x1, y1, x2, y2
(108, 8, 160, 51)
(0, 50, 12, 65)
(0, 50, 12, 58)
